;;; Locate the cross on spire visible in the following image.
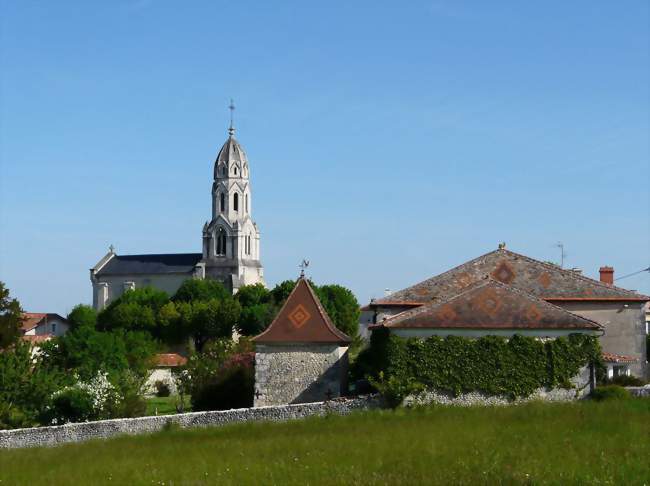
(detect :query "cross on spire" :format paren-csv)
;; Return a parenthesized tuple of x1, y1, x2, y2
(228, 99, 235, 137)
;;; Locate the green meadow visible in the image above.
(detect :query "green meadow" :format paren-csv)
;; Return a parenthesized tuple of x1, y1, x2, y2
(1, 400, 648, 485)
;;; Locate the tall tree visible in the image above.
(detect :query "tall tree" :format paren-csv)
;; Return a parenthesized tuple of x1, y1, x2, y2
(66, 304, 97, 331)
(0, 282, 22, 350)
(173, 278, 229, 303)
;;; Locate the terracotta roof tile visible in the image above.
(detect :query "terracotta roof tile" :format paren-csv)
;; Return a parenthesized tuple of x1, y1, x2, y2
(601, 352, 637, 363)
(154, 353, 187, 367)
(253, 278, 351, 344)
(375, 248, 649, 305)
(372, 279, 603, 331)
(22, 334, 53, 344)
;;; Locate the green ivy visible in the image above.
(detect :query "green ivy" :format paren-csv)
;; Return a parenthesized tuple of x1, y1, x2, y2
(357, 328, 601, 402)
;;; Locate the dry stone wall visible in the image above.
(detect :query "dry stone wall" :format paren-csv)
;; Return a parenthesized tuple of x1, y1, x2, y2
(0, 396, 382, 449)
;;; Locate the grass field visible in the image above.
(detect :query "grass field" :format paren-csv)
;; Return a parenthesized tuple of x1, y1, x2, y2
(145, 395, 192, 416)
(1, 399, 648, 485)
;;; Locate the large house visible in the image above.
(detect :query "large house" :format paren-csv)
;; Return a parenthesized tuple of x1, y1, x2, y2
(90, 122, 265, 311)
(362, 245, 650, 378)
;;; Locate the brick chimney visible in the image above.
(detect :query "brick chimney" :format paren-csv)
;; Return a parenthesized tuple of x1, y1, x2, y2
(599, 266, 614, 285)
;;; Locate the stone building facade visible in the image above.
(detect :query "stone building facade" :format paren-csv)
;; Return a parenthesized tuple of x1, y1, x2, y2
(253, 278, 351, 407)
(90, 123, 264, 310)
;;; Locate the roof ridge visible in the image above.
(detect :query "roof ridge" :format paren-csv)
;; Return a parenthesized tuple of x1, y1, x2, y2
(377, 248, 500, 303)
(500, 249, 648, 298)
(303, 279, 352, 341)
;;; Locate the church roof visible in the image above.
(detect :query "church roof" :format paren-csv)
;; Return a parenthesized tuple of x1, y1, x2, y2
(253, 278, 351, 344)
(375, 248, 649, 305)
(95, 253, 202, 276)
(372, 279, 603, 331)
(215, 135, 248, 165)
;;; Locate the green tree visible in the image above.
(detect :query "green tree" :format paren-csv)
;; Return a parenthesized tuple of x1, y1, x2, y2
(270, 280, 297, 305)
(0, 340, 67, 429)
(236, 283, 271, 307)
(0, 281, 23, 350)
(66, 304, 97, 331)
(236, 284, 275, 336)
(186, 298, 241, 350)
(173, 278, 229, 303)
(315, 284, 360, 337)
(97, 287, 169, 338)
(41, 326, 156, 381)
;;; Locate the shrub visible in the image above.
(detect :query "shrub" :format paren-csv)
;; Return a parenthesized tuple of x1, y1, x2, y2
(604, 375, 646, 387)
(44, 371, 121, 425)
(591, 385, 630, 401)
(155, 381, 171, 397)
(47, 387, 96, 425)
(191, 352, 254, 411)
(354, 328, 601, 405)
(0, 340, 67, 428)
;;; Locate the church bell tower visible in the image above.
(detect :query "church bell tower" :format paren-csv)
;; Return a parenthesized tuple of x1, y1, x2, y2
(201, 102, 265, 291)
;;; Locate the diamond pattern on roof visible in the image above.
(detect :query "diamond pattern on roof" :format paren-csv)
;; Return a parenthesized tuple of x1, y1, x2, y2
(288, 304, 311, 329)
(492, 261, 516, 284)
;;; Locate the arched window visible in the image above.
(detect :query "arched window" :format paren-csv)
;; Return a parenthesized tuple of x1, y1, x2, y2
(245, 194, 249, 213)
(220, 193, 225, 212)
(234, 167, 238, 175)
(216, 228, 227, 256)
(233, 193, 239, 211)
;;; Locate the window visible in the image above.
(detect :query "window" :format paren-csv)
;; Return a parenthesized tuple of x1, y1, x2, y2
(220, 193, 225, 212)
(234, 193, 239, 211)
(217, 228, 227, 256)
(245, 194, 249, 213)
(234, 167, 238, 175)
(51, 323, 57, 334)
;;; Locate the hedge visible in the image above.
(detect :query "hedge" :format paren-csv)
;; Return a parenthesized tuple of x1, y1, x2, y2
(355, 328, 601, 402)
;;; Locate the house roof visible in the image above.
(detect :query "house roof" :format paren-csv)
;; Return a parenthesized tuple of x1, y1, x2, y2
(602, 352, 637, 363)
(253, 277, 351, 344)
(374, 248, 649, 306)
(22, 334, 53, 345)
(95, 253, 202, 276)
(21, 313, 66, 332)
(154, 353, 188, 367)
(371, 279, 603, 331)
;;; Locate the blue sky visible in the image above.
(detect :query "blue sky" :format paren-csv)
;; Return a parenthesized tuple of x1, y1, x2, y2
(1, 1, 648, 315)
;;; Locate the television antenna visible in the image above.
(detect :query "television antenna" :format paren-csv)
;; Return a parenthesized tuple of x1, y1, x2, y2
(555, 242, 566, 268)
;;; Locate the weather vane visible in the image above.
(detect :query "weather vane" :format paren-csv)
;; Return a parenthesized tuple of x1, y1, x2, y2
(299, 259, 310, 278)
(228, 98, 235, 136)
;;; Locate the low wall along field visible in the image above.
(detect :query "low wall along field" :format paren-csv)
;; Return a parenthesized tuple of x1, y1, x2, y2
(0, 396, 382, 449)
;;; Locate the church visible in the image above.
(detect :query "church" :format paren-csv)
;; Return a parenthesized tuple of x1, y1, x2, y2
(90, 118, 265, 310)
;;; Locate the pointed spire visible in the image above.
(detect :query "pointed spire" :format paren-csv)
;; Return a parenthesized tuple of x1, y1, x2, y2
(228, 98, 235, 137)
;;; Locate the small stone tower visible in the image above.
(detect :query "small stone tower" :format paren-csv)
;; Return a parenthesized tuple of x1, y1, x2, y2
(253, 277, 351, 406)
(200, 119, 265, 292)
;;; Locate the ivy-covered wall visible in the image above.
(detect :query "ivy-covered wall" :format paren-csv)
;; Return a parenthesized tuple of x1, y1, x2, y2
(355, 328, 601, 401)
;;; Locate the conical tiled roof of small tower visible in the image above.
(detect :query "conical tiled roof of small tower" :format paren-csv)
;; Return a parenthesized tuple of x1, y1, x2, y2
(253, 278, 351, 344)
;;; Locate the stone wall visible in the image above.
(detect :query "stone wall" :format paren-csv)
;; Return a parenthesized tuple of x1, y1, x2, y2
(254, 344, 348, 407)
(404, 365, 593, 407)
(0, 396, 382, 450)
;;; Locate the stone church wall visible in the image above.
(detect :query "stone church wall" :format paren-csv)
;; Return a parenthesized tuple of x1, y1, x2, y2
(254, 344, 349, 407)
